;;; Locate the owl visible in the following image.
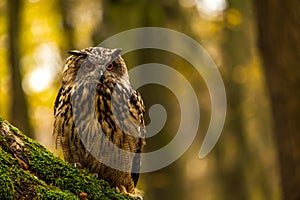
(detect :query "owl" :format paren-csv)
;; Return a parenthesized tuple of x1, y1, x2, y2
(53, 47, 146, 199)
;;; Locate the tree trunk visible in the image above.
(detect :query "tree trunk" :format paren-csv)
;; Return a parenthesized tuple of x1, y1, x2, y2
(0, 117, 133, 200)
(213, 0, 253, 199)
(254, 0, 300, 199)
(58, 0, 75, 51)
(7, 0, 32, 138)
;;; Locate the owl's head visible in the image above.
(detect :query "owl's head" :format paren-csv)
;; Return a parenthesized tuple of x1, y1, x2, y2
(62, 47, 129, 86)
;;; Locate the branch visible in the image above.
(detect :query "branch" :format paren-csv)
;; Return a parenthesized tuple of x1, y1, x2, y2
(0, 117, 133, 200)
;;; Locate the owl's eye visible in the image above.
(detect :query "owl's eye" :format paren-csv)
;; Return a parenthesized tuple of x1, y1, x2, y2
(82, 61, 95, 72)
(106, 63, 114, 71)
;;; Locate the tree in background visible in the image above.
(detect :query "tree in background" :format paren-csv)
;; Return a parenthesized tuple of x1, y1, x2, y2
(254, 0, 300, 199)
(215, 0, 252, 198)
(7, 0, 32, 137)
(209, 0, 278, 199)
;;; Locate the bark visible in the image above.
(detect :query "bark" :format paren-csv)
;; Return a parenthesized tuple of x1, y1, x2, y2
(254, 0, 300, 199)
(0, 117, 133, 200)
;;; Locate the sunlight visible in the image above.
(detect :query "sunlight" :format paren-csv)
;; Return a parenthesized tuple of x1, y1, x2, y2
(197, 0, 227, 16)
(179, 0, 227, 17)
(28, 68, 52, 92)
(25, 43, 62, 93)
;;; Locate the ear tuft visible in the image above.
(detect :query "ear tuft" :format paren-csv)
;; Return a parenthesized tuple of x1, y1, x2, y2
(68, 50, 87, 57)
(111, 48, 122, 60)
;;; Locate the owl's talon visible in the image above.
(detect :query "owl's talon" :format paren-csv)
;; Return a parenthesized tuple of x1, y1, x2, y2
(134, 195, 143, 200)
(92, 173, 98, 178)
(73, 162, 83, 168)
(115, 186, 142, 200)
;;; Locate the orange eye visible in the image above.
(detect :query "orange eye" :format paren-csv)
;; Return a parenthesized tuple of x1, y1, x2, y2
(106, 63, 115, 71)
(106, 63, 114, 71)
(83, 61, 95, 72)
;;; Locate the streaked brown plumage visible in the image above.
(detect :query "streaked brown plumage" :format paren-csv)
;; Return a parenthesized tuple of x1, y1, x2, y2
(53, 47, 145, 198)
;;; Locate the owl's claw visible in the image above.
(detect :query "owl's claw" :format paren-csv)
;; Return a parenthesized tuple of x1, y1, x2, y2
(115, 186, 143, 200)
(92, 173, 99, 178)
(134, 195, 143, 200)
(73, 162, 83, 168)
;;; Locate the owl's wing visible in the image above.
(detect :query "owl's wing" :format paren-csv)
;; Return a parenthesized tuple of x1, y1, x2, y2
(53, 87, 64, 148)
(128, 90, 146, 138)
(53, 86, 73, 148)
(112, 85, 146, 139)
(129, 90, 146, 186)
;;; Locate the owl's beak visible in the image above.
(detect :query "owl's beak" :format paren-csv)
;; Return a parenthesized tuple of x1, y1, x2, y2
(99, 69, 104, 77)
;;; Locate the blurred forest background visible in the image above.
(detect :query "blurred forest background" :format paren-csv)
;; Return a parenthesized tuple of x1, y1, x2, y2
(1, 0, 300, 199)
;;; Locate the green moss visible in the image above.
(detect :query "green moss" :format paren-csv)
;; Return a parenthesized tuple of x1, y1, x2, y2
(0, 117, 133, 200)
(35, 186, 79, 200)
(0, 117, 3, 126)
(0, 150, 15, 200)
(0, 148, 37, 199)
(0, 150, 79, 199)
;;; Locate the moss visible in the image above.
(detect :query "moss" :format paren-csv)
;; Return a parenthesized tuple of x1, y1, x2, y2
(35, 186, 79, 200)
(0, 117, 133, 200)
(0, 148, 37, 199)
(0, 150, 15, 200)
